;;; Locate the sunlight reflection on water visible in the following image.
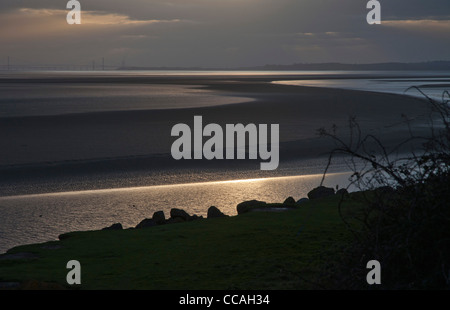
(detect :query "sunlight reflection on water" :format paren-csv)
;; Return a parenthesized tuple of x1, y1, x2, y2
(272, 77, 450, 101)
(0, 172, 353, 253)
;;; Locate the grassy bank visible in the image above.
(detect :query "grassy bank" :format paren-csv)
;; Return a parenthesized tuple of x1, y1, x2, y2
(0, 193, 365, 290)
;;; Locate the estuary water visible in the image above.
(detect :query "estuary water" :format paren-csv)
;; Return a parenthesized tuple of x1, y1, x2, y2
(0, 70, 448, 254)
(0, 172, 353, 254)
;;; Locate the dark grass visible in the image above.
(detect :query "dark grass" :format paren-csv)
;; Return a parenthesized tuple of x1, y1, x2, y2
(0, 193, 366, 290)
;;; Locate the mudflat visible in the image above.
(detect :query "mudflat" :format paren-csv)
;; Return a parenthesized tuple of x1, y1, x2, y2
(0, 74, 433, 195)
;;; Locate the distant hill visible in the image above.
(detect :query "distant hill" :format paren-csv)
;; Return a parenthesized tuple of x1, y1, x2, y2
(119, 61, 450, 71)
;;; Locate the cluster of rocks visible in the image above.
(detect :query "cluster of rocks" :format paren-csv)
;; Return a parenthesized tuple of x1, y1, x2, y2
(101, 185, 350, 231)
(235, 186, 349, 214)
(101, 206, 228, 231)
(306, 185, 348, 200)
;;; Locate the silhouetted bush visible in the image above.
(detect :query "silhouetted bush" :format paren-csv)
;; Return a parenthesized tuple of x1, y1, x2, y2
(319, 87, 450, 289)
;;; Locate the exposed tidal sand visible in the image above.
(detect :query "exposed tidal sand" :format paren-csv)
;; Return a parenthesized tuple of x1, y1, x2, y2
(0, 74, 435, 196)
(0, 74, 438, 253)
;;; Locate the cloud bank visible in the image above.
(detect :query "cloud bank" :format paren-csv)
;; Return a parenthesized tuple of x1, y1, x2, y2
(1, 0, 449, 67)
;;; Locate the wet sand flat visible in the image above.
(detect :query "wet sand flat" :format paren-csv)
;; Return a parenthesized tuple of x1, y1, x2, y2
(0, 74, 434, 195)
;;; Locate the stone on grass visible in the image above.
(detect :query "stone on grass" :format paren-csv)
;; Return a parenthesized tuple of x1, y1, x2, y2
(296, 198, 309, 205)
(207, 206, 227, 218)
(336, 188, 349, 196)
(152, 211, 166, 225)
(307, 186, 335, 200)
(170, 208, 191, 221)
(283, 197, 296, 204)
(236, 200, 267, 214)
(102, 223, 123, 231)
(135, 219, 156, 229)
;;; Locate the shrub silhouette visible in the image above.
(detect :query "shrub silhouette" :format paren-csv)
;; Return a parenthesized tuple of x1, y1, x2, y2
(318, 86, 450, 289)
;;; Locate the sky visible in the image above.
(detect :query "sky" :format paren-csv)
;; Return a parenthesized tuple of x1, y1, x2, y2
(1, 0, 450, 68)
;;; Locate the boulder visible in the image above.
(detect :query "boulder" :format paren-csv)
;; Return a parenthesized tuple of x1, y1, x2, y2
(152, 211, 166, 225)
(236, 200, 267, 215)
(296, 198, 309, 205)
(307, 186, 335, 200)
(283, 197, 296, 205)
(336, 188, 349, 196)
(166, 217, 186, 224)
(135, 219, 156, 229)
(170, 208, 191, 221)
(207, 206, 227, 218)
(190, 214, 203, 221)
(102, 223, 123, 231)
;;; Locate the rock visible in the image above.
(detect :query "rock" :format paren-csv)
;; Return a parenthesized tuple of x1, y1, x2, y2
(283, 197, 296, 204)
(207, 206, 227, 218)
(152, 211, 166, 225)
(336, 188, 349, 196)
(296, 198, 309, 205)
(307, 186, 335, 200)
(102, 223, 123, 231)
(190, 214, 203, 221)
(170, 208, 191, 221)
(135, 219, 156, 229)
(236, 200, 267, 214)
(166, 217, 185, 224)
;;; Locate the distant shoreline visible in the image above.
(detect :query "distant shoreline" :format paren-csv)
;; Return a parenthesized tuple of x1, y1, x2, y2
(3, 60, 449, 72)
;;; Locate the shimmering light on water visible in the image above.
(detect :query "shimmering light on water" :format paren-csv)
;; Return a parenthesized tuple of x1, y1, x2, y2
(272, 76, 450, 101)
(0, 172, 353, 253)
